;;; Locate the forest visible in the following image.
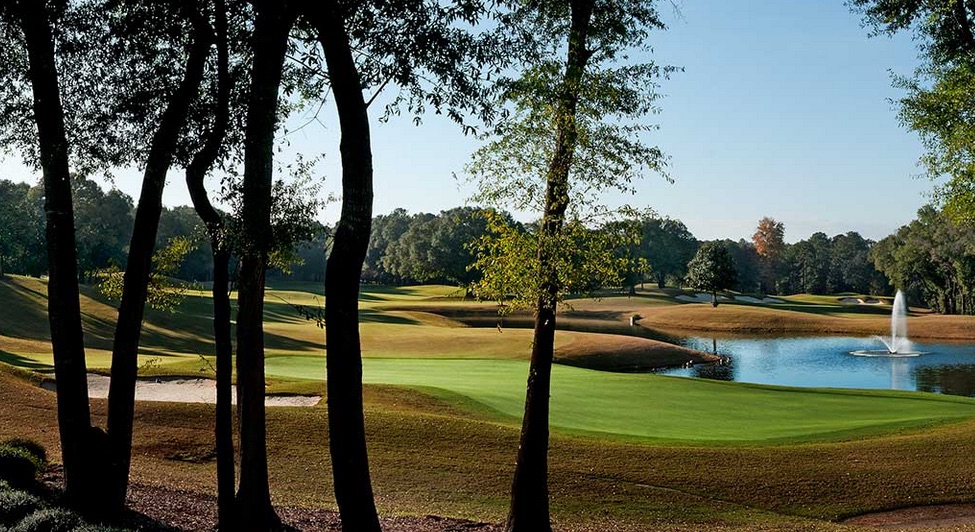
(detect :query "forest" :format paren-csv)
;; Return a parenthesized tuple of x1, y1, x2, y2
(3, 176, 973, 313)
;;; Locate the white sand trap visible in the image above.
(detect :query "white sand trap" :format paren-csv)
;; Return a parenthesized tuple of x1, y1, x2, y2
(675, 293, 729, 303)
(734, 295, 783, 304)
(839, 297, 883, 305)
(42, 374, 320, 407)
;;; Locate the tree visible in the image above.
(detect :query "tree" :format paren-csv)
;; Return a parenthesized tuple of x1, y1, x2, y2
(156, 205, 213, 282)
(828, 231, 876, 294)
(782, 231, 831, 295)
(872, 205, 975, 314)
(1, 0, 100, 512)
(642, 216, 698, 288)
(72, 177, 134, 283)
(102, 0, 214, 512)
(466, 2, 671, 529)
(752, 216, 785, 294)
(363, 208, 412, 283)
(851, 1, 975, 221)
(0, 179, 43, 278)
(382, 207, 492, 288)
(685, 241, 738, 307)
(301, 0, 506, 527)
(233, 3, 299, 529)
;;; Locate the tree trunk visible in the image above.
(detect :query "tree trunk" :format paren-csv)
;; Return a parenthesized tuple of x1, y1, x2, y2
(104, 13, 211, 514)
(182, 0, 234, 525)
(235, 5, 295, 530)
(13, 0, 99, 511)
(505, 2, 592, 531)
(711, 290, 718, 307)
(311, 4, 382, 530)
(212, 249, 235, 528)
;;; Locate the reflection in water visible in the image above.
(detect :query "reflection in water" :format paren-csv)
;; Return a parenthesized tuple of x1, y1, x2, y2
(692, 358, 735, 381)
(889, 357, 910, 391)
(656, 336, 975, 398)
(915, 365, 975, 397)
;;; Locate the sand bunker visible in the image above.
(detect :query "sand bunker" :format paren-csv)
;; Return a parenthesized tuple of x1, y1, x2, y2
(42, 374, 320, 407)
(839, 297, 882, 305)
(675, 293, 782, 304)
(733, 295, 783, 304)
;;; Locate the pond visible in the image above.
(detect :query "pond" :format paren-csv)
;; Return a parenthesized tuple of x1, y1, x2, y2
(656, 336, 975, 397)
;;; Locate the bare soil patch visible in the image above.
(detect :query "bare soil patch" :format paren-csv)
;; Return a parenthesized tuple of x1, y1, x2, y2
(122, 479, 501, 531)
(842, 504, 975, 529)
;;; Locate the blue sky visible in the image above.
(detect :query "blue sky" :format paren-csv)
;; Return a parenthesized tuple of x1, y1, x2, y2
(1, 1, 933, 243)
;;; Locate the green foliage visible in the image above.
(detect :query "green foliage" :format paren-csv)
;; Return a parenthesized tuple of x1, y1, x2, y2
(685, 242, 737, 305)
(382, 207, 494, 287)
(782, 232, 832, 295)
(9, 508, 80, 532)
(607, 214, 698, 288)
(871, 205, 975, 314)
(0, 181, 44, 278)
(0, 488, 43, 526)
(851, 2, 975, 224)
(469, 212, 631, 312)
(0, 441, 44, 466)
(0, 447, 40, 490)
(98, 236, 197, 312)
(71, 177, 135, 283)
(466, 1, 673, 321)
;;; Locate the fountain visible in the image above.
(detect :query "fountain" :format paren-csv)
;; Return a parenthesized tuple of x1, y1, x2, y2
(850, 290, 922, 357)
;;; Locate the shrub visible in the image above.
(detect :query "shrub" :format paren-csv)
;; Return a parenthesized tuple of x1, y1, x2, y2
(0, 448, 40, 489)
(9, 508, 80, 532)
(0, 441, 46, 465)
(0, 489, 44, 526)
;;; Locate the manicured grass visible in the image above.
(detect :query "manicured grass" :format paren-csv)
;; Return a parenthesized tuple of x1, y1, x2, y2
(264, 356, 975, 444)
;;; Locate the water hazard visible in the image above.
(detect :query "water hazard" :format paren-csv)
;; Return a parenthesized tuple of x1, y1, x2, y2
(656, 336, 975, 397)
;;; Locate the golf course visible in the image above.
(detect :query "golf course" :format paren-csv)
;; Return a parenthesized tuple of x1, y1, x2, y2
(4, 273, 975, 530)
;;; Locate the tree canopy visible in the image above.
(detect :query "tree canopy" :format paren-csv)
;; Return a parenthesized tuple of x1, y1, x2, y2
(685, 241, 738, 307)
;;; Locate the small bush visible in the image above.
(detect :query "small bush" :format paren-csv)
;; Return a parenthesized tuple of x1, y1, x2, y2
(0, 489, 44, 526)
(0, 448, 40, 489)
(9, 508, 80, 532)
(0, 441, 46, 465)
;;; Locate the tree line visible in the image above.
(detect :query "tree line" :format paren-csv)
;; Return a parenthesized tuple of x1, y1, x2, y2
(6, 174, 975, 317)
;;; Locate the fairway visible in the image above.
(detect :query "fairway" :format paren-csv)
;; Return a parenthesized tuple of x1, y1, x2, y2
(264, 355, 975, 443)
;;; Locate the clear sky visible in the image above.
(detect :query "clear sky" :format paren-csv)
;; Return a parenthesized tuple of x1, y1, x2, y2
(0, 1, 933, 244)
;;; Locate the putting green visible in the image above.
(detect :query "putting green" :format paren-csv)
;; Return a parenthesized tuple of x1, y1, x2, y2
(264, 355, 975, 443)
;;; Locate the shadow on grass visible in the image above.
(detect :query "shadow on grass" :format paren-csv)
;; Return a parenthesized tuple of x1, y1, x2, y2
(0, 350, 52, 370)
(359, 309, 418, 325)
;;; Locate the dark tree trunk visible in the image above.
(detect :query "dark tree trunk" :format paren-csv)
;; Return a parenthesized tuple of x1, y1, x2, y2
(211, 250, 235, 529)
(184, 0, 234, 526)
(104, 11, 211, 514)
(235, 5, 295, 530)
(505, 2, 592, 531)
(13, 0, 98, 511)
(311, 4, 382, 531)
